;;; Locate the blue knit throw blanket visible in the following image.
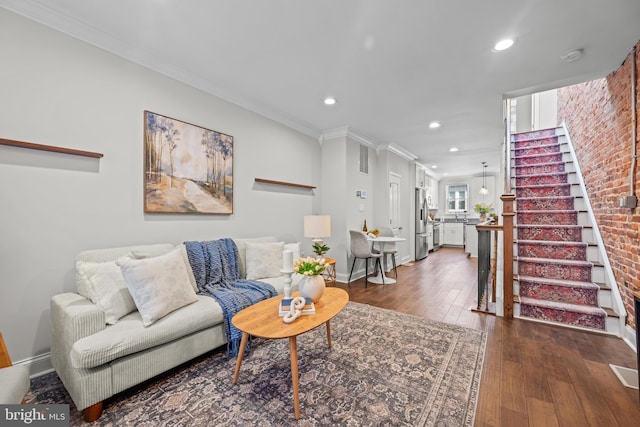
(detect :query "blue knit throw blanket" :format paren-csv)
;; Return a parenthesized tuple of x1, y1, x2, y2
(184, 239, 277, 357)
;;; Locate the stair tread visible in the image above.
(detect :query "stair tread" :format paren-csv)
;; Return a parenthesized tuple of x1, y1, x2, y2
(517, 195, 574, 200)
(516, 209, 578, 213)
(516, 224, 585, 228)
(519, 296, 606, 315)
(514, 182, 571, 188)
(517, 239, 587, 247)
(517, 275, 599, 289)
(518, 256, 593, 267)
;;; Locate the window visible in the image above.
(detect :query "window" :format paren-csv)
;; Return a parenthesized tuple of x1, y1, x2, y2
(446, 184, 468, 213)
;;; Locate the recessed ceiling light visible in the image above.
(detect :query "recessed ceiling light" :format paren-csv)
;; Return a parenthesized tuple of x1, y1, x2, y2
(493, 39, 514, 51)
(449, 147, 459, 152)
(429, 121, 441, 129)
(323, 97, 336, 105)
(431, 165, 438, 169)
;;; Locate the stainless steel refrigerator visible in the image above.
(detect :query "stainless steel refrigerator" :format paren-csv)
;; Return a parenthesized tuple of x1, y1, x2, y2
(415, 188, 429, 260)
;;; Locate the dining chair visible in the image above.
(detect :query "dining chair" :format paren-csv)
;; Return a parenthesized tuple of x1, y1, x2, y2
(348, 230, 384, 288)
(373, 227, 398, 278)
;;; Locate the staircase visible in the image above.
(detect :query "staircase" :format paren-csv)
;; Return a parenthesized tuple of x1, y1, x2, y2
(511, 127, 620, 334)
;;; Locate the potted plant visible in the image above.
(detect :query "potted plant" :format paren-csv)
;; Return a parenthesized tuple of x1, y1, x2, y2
(312, 241, 330, 257)
(294, 257, 327, 302)
(474, 203, 493, 221)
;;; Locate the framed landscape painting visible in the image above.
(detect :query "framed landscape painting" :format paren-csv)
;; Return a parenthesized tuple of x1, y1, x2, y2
(144, 111, 233, 214)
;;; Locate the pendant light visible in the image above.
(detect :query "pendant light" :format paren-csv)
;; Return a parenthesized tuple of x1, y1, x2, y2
(480, 162, 489, 195)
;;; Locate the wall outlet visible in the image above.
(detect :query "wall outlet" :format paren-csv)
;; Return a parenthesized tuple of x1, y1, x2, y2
(619, 195, 638, 208)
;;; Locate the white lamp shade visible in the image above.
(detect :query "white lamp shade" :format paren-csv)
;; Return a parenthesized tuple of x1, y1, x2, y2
(304, 215, 331, 238)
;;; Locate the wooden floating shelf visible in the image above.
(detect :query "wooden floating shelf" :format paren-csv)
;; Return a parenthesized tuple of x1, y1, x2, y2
(0, 138, 104, 158)
(254, 178, 316, 189)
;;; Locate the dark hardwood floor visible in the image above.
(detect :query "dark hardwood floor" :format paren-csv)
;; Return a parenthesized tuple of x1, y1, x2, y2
(336, 247, 640, 426)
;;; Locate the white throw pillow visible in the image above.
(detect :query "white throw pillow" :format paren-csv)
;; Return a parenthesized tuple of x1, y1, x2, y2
(75, 260, 137, 324)
(233, 237, 278, 279)
(117, 247, 198, 327)
(284, 242, 302, 262)
(245, 241, 285, 280)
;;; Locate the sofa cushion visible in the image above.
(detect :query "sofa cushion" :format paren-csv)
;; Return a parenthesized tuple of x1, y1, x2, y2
(70, 295, 222, 369)
(130, 244, 198, 294)
(75, 260, 137, 324)
(117, 247, 198, 327)
(245, 241, 284, 280)
(76, 243, 175, 298)
(233, 237, 277, 279)
(284, 242, 302, 261)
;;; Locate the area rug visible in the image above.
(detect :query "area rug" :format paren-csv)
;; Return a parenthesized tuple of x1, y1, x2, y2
(27, 302, 486, 426)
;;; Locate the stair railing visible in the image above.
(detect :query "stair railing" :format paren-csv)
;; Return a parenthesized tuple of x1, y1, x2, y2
(475, 194, 516, 318)
(475, 221, 500, 313)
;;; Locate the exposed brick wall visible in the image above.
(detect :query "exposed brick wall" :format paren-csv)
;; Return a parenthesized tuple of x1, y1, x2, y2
(557, 41, 640, 331)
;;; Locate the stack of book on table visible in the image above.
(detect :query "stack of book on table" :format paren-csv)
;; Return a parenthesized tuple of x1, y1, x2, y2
(278, 298, 316, 316)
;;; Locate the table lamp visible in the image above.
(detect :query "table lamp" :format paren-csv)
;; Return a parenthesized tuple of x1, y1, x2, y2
(304, 215, 331, 251)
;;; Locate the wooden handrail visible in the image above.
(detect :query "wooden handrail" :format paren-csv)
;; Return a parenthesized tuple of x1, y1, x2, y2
(0, 138, 104, 158)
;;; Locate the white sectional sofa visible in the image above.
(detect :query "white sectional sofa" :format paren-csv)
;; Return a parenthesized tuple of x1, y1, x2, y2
(50, 237, 300, 421)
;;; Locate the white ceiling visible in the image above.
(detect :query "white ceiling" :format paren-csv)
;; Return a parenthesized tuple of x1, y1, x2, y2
(2, 0, 640, 177)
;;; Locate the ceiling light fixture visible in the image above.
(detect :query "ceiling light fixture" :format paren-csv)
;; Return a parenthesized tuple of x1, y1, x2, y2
(429, 121, 441, 129)
(323, 97, 336, 105)
(560, 48, 584, 63)
(431, 165, 438, 169)
(449, 147, 459, 152)
(493, 39, 514, 51)
(480, 162, 489, 195)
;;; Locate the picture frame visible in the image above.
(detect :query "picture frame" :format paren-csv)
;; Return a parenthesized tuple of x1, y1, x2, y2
(144, 111, 233, 214)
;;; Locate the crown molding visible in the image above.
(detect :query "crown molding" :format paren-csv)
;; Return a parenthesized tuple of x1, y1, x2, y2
(415, 161, 443, 180)
(319, 126, 377, 148)
(384, 144, 417, 161)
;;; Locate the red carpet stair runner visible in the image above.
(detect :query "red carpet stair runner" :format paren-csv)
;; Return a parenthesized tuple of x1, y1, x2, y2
(512, 128, 607, 330)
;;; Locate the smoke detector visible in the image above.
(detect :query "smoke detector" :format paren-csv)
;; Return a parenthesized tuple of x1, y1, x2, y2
(561, 49, 584, 63)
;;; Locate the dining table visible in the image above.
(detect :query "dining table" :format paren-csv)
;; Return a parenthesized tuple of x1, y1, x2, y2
(365, 235, 405, 285)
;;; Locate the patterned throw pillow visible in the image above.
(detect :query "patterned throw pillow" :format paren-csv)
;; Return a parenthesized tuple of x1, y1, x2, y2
(117, 246, 198, 327)
(245, 242, 285, 280)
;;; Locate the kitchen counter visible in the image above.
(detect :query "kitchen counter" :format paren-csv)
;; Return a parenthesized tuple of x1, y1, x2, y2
(438, 218, 481, 224)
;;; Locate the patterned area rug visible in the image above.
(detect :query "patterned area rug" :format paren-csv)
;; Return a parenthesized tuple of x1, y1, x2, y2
(27, 302, 486, 426)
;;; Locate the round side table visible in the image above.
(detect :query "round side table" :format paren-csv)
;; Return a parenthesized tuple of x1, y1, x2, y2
(322, 257, 336, 286)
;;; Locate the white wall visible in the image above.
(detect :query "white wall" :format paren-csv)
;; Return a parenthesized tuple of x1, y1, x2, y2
(0, 9, 320, 369)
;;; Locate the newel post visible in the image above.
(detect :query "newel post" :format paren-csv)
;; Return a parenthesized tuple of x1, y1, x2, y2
(501, 194, 516, 318)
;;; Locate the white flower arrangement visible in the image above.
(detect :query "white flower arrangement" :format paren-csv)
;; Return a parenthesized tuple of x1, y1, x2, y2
(294, 256, 327, 276)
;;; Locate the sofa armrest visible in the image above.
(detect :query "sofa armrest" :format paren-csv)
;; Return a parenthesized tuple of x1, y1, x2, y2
(50, 293, 106, 372)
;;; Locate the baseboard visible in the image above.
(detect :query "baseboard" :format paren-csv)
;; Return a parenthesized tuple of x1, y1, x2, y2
(14, 351, 53, 378)
(622, 324, 637, 353)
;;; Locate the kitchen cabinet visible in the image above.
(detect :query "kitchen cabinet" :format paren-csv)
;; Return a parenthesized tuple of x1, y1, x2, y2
(415, 164, 426, 188)
(443, 222, 464, 246)
(428, 176, 439, 208)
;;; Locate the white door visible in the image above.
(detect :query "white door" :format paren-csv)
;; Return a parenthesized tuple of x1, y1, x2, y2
(389, 173, 401, 235)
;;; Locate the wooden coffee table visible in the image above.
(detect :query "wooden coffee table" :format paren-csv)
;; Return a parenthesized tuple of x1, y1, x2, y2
(232, 287, 349, 419)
